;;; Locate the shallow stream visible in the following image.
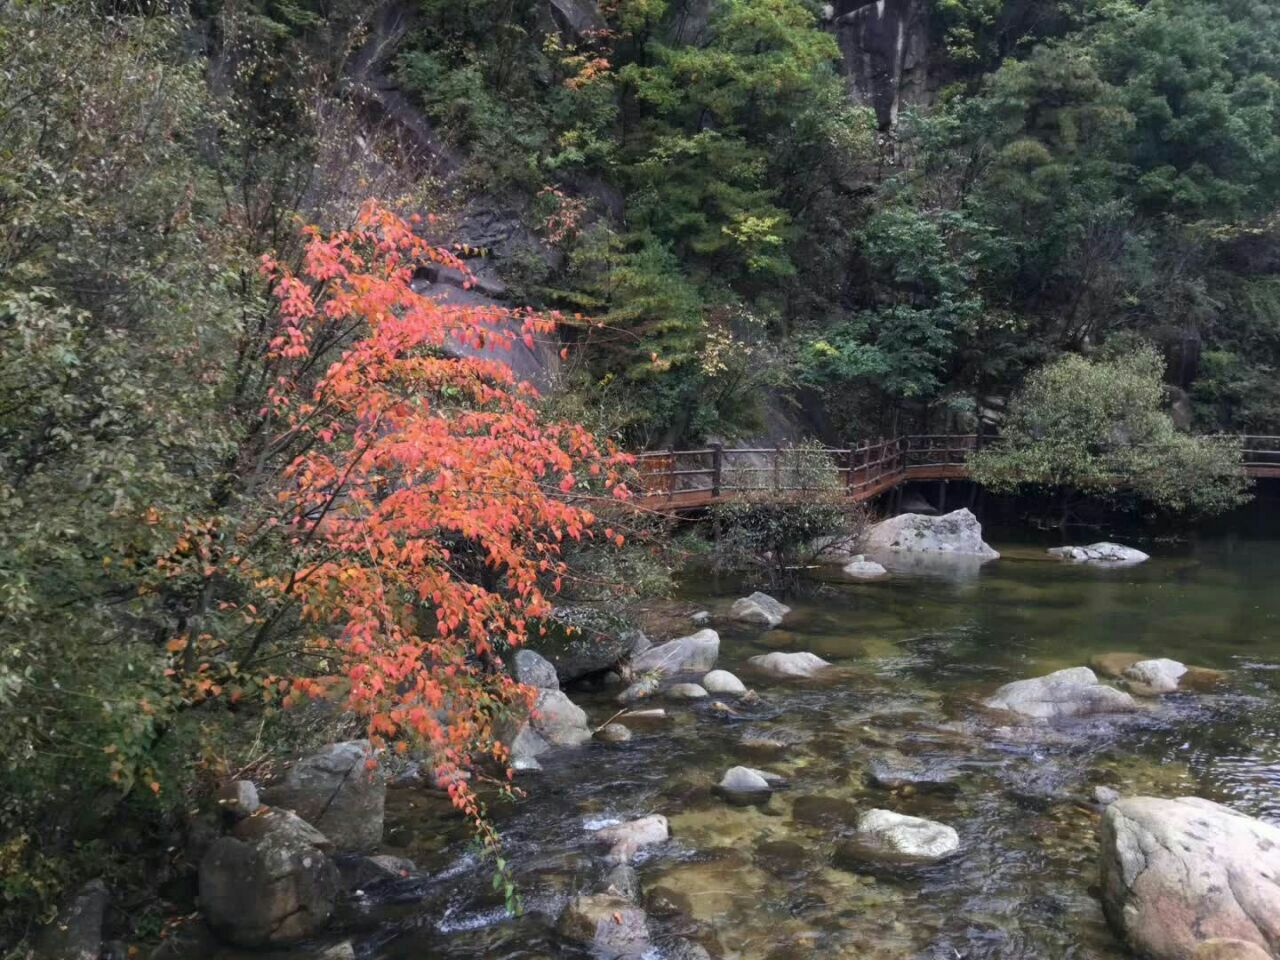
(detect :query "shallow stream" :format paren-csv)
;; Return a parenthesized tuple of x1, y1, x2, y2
(362, 533, 1280, 959)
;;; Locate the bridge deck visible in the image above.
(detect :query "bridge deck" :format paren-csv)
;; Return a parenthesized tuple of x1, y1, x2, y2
(633, 435, 1280, 509)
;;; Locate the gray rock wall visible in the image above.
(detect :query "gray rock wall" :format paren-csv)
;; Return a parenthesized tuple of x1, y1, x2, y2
(833, 0, 930, 129)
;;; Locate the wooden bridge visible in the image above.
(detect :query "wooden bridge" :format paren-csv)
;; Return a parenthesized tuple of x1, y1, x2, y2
(633, 435, 1280, 509)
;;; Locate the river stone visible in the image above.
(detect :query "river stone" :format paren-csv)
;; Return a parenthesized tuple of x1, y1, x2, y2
(601, 863, 641, 901)
(666, 682, 709, 700)
(843, 559, 889, 579)
(748, 651, 832, 679)
(632, 629, 720, 676)
(1093, 785, 1121, 806)
(261, 740, 385, 851)
(715, 766, 782, 804)
(1100, 796, 1280, 960)
(508, 722, 551, 767)
(530, 606, 649, 683)
(532, 689, 592, 746)
(596, 815, 670, 863)
(984, 667, 1138, 720)
(666, 939, 713, 960)
(691, 610, 711, 625)
(1192, 940, 1275, 960)
(645, 885, 693, 918)
(618, 677, 661, 704)
(1049, 542, 1149, 565)
(863, 508, 999, 558)
(866, 755, 961, 795)
(730, 591, 791, 628)
(1123, 658, 1188, 695)
(596, 722, 632, 743)
(199, 808, 338, 947)
(702, 669, 747, 695)
(791, 794, 859, 829)
(511, 648, 560, 690)
(33, 878, 109, 960)
(557, 894, 650, 957)
(335, 853, 417, 891)
(754, 838, 811, 878)
(836, 809, 960, 868)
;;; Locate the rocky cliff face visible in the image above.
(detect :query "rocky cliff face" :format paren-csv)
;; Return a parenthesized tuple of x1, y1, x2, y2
(831, 0, 930, 129)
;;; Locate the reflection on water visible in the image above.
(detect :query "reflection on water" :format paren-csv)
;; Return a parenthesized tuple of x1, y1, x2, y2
(370, 535, 1280, 959)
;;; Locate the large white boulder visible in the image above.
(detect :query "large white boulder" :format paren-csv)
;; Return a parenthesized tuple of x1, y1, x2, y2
(1100, 797, 1280, 959)
(835, 810, 959, 869)
(1049, 542, 1149, 565)
(864, 508, 999, 559)
(984, 667, 1139, 720)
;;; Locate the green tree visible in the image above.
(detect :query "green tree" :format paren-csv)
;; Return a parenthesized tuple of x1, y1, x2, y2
(969, 344, 1250, 524)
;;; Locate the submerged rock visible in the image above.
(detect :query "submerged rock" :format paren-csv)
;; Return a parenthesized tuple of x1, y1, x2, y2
(1091, 651, 1146, 678)
(531, 689, 592, 746)
(1100, 796, 1280, 960)
(863, 508, 999, 559)
(595, 815, 670, 863)
(983, 667, 1138, 720)
(866, 755, 961, 795)
(843, 558, 889, 579)
(835, 809, 959, 869)
(1049, 542, 1149, 565)
(199, 809, 338, 947)
(261, 740, 385, 851)
(747, 651, 832, 679)
(730, 591, 791, 628)
(790, 794, 860, 829)
(632, 629, 720, 676)
(600, 863, 640, 901)
(557, 894, 651, 957)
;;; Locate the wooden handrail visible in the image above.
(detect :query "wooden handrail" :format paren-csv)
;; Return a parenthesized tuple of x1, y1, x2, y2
(632, 434, 1279, 507)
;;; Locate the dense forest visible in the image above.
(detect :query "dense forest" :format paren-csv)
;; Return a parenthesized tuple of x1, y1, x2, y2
(2, 0, 1278, 953)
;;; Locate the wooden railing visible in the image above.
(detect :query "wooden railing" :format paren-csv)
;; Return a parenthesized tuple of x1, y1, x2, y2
(633, 434, 1280, 508)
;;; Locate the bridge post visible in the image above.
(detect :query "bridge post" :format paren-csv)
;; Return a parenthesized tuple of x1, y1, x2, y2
(711, 442, 723, 499)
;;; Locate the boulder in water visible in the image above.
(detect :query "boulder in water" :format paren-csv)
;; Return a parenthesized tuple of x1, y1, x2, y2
(729, 591, 790, 628)
(261, 740, 384, 851)
(666, 682, 708, 700)
(595, 722, 632, 743)
(1100, 796, 1280, 960)
(632, 629, 720, 676)
(557, 894, 651, 957)
(983, 667, 1138, 720)
(617, 676, 661, 704)
(1123, 658, 1187, 694)
(843, 558, 889, 579)
(835, 809, 959, 869)
(747, 651, 831, 679)
(702, 669, 747, 695)
(715, 765, 781, 804)
(1091, 651, 1146, 677)
(1048, 542, 1149, 565)
(529, 606, 649, 683)
(866, 755, 960, 796)
(199, 808, 338, 947)
(863, 508, 999, 559)
(531, 689, 592, 746)
(595, 815, 669, 863)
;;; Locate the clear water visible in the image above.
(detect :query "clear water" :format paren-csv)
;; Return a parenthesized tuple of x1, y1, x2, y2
(355, 533, 1280, 960)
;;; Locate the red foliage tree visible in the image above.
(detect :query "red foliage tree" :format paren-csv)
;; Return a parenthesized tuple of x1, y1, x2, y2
(259, 202, 629, 829)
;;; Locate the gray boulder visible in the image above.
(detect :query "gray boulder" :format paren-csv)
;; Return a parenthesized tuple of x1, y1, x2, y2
(557, 894, 651, 957)
(836, 809, 959, 869)
(512, 649, 559, 690)
(715, 766, 783, 804)
(1049, 542, 1149, 565)
(730, 591, 790, 628)
(600, 863, 641, 901)
(632, 629, 719, 676)
(216, 780, 260, 821)
(617, 676, 661, 704)
(529, 606, 650, 683)
(595, 722, 632, 743)
(34, 879, 108, 960)
(508, 722, 551, 769)
(984, 667, 1138, 720)
(199, 809, 338, 947)
(531, 689, 592, 746)
(863, 508, 999, 559)
(1101, 796, 1280, 960)
(747, 651, 831, 679)
(702, 670, 746, 695)
(866, 755, 960, 795)
(262, 740, 385, 851)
